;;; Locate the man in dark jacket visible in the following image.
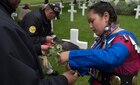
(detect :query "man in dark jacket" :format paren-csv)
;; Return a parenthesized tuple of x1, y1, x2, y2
(20, 3, 60, 75)
(0, 0, 78, 85)
(19, 3, 61, 75)
(20, 3, 61, 55)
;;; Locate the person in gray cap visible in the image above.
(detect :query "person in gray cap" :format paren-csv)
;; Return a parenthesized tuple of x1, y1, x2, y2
(19, 3, 61, 76)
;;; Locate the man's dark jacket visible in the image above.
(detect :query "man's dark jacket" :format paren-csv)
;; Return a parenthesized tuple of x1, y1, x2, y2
(0, 1, 68, 85)
(20, 9, 53, 55)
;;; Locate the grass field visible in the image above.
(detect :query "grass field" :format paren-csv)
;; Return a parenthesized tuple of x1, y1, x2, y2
(16, 1, 140, 85)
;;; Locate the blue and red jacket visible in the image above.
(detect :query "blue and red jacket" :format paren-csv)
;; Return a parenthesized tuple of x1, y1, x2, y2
(68, 29, 140, 84)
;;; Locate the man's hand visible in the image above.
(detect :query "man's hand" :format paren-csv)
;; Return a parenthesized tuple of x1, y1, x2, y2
(58, 51, 69, 64)
(41, 45, 49, 55)
(63, 70, 78, 85)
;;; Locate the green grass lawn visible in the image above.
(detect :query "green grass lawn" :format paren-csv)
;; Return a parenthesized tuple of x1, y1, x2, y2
(16, 2, 140, 85)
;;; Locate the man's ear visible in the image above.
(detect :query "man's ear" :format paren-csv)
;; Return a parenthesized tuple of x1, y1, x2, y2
(103, 11, 110, 23)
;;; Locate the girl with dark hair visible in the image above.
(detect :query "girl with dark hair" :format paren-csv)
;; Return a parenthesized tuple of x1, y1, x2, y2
(59, 1, 140, 85)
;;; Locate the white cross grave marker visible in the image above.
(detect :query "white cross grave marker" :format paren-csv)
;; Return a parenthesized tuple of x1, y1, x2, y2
(78, 0, 81, 8)
(81, 1, 87, 16)
(59, 2, 64, 14)
(62, 29, 88, 49)
(134, 5, 140, 19)
(68, 1, 77, 22)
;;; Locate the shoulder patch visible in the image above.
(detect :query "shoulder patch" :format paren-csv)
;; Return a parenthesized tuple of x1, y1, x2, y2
(29, 26, 36, 33)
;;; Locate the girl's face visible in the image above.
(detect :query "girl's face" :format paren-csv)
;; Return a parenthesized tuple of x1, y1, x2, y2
(88, 10, 109, 36)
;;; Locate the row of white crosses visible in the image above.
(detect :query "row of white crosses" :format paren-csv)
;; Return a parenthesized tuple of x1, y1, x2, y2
(62, 0, 100, 22)
(52, 0, 140, 29)
(68, 0, 88, 22)
(52, 0, 139, 28)
(51, 0, 87, 22)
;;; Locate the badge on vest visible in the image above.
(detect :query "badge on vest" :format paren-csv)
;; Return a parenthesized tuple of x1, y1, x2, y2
(29, 26, 36, 33)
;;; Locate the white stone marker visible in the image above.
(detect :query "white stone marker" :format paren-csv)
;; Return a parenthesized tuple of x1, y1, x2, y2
(62, 29, 88, 49)
(134, 5, 140, 19)
(59, 2, 64, 14)
(80, 1, 87, 16)
(68, 0, 77, 22)
(78, 0, 82, 8)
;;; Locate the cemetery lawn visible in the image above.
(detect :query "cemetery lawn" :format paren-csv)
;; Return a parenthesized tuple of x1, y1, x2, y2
(16, 2, 140, 85)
